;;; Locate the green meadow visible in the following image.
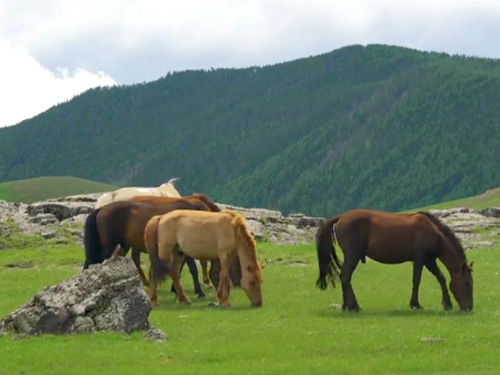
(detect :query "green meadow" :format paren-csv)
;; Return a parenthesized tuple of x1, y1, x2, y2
(1, 240, 499, 375)
(0, 176, 116, 204)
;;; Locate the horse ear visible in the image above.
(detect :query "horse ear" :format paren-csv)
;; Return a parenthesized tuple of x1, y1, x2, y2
(469, 261, 474, 271)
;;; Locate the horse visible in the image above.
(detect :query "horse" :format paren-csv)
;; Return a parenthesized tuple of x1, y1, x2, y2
(82, 194, 226, 299)
(315, 209, 474, 312)
(128, 194, 243, 293)
(94, 177, 181, 209)
(143, 209, 263, 308)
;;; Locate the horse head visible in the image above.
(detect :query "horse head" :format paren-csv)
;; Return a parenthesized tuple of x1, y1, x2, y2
(159, 178, 181, 197)
(449, 261, 474, 311)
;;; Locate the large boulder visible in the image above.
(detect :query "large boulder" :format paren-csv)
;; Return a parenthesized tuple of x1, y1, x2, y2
(0, 257, 154, 336)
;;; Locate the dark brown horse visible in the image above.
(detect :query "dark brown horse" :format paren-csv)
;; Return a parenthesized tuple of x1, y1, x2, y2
(82, 194, 240, 298)
(316, 209, 474, 312)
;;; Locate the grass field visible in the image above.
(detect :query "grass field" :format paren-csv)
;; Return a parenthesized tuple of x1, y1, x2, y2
(0, 176, 116, 203)
(1, 240, 499, 375)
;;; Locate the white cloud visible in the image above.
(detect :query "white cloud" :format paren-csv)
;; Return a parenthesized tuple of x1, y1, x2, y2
(1, 0, 500, 127)
(0, 38, 116, 128)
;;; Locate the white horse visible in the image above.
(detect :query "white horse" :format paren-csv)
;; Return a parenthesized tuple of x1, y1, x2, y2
(95, 178, 182, 209)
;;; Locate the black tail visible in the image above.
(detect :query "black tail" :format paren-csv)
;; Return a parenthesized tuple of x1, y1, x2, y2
(83, 208, 102, 270)
(315, 216, 343, 290)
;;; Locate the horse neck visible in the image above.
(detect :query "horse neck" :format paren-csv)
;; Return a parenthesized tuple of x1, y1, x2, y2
(159, 185, 180, 197)
(437, 241, 465, 278)
(235, 233, 261, 281)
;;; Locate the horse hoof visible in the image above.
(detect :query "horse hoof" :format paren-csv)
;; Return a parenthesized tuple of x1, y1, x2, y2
(197, 295, 206, 300)
(208, 302, 220, 307)
(411, 304, 424, 310)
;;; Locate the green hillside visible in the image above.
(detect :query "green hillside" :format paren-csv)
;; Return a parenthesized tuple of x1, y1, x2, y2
(406, 186, 500, 212)
(0, 176, 116, 203)
(1, 44, 500, 216)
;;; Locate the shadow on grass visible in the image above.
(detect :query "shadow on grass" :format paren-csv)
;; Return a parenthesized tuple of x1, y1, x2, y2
(315, 307, 475, 318)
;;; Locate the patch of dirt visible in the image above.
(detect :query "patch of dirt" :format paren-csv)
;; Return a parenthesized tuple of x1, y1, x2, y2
(266, 257, 309, 266)
(5, 262, 34, 269)
(420, 337, 446, 343)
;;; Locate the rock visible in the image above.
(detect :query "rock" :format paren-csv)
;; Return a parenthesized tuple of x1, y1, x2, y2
(477, 207, 500, 218)
(0, 193, 326, 246)
(143, 327, 168, 342)
(27, 202, 94, 221)
(0, 257, 153, 336)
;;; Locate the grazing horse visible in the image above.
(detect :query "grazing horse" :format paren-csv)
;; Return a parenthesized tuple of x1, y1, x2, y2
(128, 195, 243, 294)
(82, 194, 225, 299)
(95, 178, 181, 209)
(315, 209, 474, 312)
(144, 209, 263, 307)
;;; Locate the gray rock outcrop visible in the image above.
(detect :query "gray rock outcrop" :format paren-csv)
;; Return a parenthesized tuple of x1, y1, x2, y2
(0, 257, 155, 336)
(0, 193, 324, 246)
(0, 192, 499, 249)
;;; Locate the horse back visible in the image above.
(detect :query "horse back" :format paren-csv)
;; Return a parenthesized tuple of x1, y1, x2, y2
(337, 209, 442, 261)
(157, 210, 236, 260)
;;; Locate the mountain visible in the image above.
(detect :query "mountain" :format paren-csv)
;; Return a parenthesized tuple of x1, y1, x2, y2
(1, 44, 500, 217)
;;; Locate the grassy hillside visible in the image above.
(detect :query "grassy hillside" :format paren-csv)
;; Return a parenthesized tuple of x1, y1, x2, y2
(1, 44, 500, 216)
(0, 176, 116, 203)
(405, 186, 500, 212)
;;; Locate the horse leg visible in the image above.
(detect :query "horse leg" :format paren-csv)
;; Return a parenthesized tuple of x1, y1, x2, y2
(409, 258, 425, 310)
(170, 255, 186, 295)
(131, 247, 150, 287)
(215, 255, 233, 307)
(424, 257, 453, 310)
(200, 260, 212, 287)
(170, 252, 192, 305)
(185, 256, 206, 299)
(340, 257, 361, 312)
(148, 263, 160, 306)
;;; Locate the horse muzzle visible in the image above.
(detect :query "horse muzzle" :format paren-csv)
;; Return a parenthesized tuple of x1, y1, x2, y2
(251, 300, 263, 307)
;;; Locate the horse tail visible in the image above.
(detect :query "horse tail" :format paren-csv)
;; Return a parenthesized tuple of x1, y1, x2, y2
(83, 208, 102, 270)
(144, 215, 169, 284)
(315, 216, 343, 290)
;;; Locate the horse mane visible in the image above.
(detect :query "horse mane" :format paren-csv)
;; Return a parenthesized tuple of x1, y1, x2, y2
(233, 215, 262, 281)
(191, 193, 221, 212)
(418, 211, 466, 261)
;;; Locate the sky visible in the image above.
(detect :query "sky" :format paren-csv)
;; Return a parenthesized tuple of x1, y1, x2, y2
(1, 0, 500, 128)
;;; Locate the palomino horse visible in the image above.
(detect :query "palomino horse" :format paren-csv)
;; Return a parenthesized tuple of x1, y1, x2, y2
(128, 195, 243, 293)
(94, 178, 181, 209)
(316, 209, 474, 312)
(144, 209, 263, 307)
(82, 194, 227, 299)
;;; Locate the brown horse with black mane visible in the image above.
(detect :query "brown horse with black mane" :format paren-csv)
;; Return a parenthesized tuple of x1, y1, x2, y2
(82, 193, 241, 298)
(316, 209, 474, 312)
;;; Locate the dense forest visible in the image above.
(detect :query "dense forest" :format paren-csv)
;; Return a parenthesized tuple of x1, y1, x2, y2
(1, 44, 500, 217)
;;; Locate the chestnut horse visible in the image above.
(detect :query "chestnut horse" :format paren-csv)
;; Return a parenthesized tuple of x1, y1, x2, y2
(83, 194, 229, 299)
(316, 209, 474, 312)
(144, 209, 263, 307)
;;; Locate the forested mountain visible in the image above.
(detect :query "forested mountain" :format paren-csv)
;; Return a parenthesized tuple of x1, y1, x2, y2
(1, 44, 500, 217)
